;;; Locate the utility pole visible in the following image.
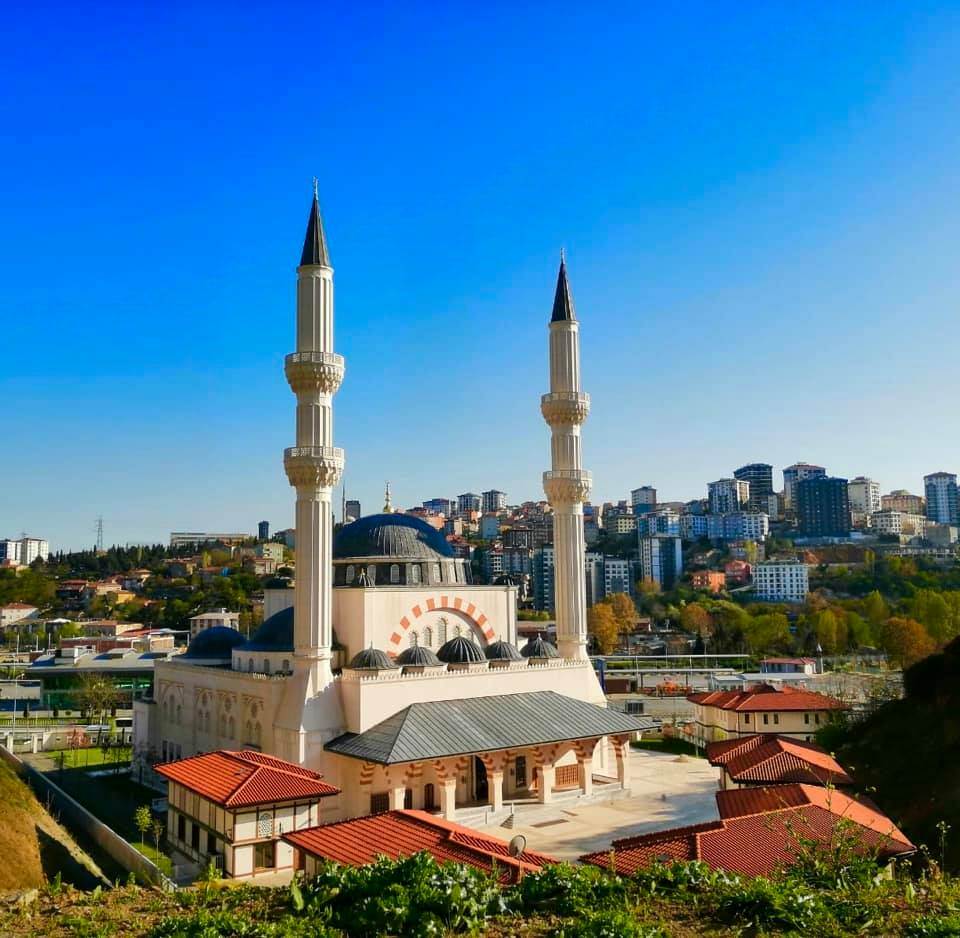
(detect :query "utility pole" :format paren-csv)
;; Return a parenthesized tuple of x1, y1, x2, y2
(95, 517, 104, 553)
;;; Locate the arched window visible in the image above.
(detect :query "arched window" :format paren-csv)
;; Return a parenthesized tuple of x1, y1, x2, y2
(409, 630, 418, 647)
(423, 626, 433, 648)
(437, 618, 448, 645)
(390, 564, 400, 584)
(248, 658, 254, 673)
(282, 659, 290, 673)
(346, 564, 355, 584)
(410, 564, 421, 584)
(367, 564, 376, 584)
(454, 622, 464, 637)
(263, 658, 270, 674)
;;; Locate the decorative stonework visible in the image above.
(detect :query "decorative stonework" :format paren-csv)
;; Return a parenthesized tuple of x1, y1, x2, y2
(540, 391, 590, 427)
(284, 445, 345, 489)
(389, 596, 494, 648)
(543, 469, 592, 505)
(285, 351, 345, 395)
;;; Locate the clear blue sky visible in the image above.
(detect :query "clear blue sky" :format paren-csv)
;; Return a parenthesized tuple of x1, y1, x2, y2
(2, 2, 959, 551)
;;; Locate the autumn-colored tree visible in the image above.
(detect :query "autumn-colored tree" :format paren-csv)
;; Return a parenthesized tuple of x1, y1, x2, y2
(878, 616, 936, 669)
(679, 602, 713, 637)
(635, 578, 661, 597)
(863, 590, 890, 627)
(605, 593, 636, 634)
(587, 604, 620, 655)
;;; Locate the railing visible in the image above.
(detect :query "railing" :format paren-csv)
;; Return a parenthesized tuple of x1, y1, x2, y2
(283, 446, 345, 463)
(285, 351, 344, 367)
(543, 469, 593, 483)
(540, 391, 591, 405)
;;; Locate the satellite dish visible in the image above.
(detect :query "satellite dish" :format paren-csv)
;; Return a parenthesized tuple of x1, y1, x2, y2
(508, 834, 527, 857)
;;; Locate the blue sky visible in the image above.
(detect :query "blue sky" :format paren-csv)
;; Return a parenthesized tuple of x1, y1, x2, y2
(2, 2, 959, 551)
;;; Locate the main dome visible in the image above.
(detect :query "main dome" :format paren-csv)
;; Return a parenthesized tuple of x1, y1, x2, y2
(334, 513, 454, 560)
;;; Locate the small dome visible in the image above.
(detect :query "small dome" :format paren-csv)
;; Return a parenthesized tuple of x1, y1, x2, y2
(333, 513, 454, 560)
(347, 647, 397, 670)
(183, 626, 246, 660)
(395, 645, 443, 667)
(485, 640, 523, 661)
(521, 635, 559, 659)
(437, 635, 485, 664)
(241, 606, 294, 653)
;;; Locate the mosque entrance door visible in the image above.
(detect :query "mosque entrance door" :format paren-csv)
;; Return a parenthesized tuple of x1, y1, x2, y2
(473, 756, 488, 802)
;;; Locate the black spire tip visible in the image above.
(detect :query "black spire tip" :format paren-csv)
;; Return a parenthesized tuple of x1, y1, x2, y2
(550, 252, 576, 322)
(300, 183, 331, 267)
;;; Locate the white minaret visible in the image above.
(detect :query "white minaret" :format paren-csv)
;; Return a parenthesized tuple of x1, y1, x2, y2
(278, 185, 345, 761)
(541, 253, 592, 660)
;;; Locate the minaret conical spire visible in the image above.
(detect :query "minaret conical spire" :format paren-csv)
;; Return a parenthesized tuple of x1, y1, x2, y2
(550, 250, 576, 322)
(300, 179, 331, 267)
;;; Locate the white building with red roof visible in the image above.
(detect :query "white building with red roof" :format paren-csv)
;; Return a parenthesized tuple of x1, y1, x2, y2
(0, 602, 39, 629)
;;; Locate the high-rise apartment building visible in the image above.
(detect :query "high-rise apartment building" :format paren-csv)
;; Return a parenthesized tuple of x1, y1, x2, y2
(638, 535, 683, 589)
(734, 464, 774, 511)
(847, 477, 881, 516)
(924, 473, 959, 525)
(630, 486, 657, 515)
(708, 479, 750, 515)
(258, 520, 271, 541)
(457, 493, 481, 515)
(783, 463, 826, 512)
(0, 539, 23, 565)
(797, 477, 851, 538)
(753, 560, 809, 603)
(881, 490, 924, 515)
(423, 497, 454, 517)
(344, 500, 362, 523)
(481, 490, 507, 513)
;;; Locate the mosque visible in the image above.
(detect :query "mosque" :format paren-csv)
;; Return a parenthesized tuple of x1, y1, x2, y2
(134, 190, 644, 823)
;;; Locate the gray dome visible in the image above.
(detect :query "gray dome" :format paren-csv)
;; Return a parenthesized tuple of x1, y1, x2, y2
(347, 647, 397, 670)
(521, 635, 560, 659)
(485, 640, 523, 661)
(395, 645, 443, 667)
(334, 513, 453, 560)
(437, 635, 484, 664)
(183, 626, 245, 660)
(241, 606, 293, 653)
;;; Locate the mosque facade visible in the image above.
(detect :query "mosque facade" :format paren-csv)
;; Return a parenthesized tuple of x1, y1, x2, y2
(134, 192, 644, 824)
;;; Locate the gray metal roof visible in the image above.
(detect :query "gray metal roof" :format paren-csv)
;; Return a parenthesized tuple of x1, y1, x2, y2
(300, 191, 331, 267)
(550, 256, 576, 322)
(325, 690, 652, 765)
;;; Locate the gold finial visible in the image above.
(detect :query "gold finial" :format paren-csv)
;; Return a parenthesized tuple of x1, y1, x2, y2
(383, 481, 393, 513)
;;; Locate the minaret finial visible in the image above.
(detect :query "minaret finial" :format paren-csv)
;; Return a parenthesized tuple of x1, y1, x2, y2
(550, 252, 576, 322)
(560, 246, 565, 263)
(383, 481, 393, 513)
(312, 176, 319, 199)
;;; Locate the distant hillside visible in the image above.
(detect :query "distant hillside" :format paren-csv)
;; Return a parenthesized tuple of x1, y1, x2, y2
(837, 635, 960, 870)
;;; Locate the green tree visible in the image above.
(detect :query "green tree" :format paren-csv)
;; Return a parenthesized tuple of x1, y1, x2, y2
(134, 806, 152, 846)
(863, 590, 889, 627)
(742, 613, 791, 654)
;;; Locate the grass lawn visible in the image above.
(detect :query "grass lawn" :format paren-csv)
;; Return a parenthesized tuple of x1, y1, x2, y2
(50, 766, 157, 842)
(132, 842, 173, 877)
(631, 736, 703, 757)
(54, 747, 132, 770)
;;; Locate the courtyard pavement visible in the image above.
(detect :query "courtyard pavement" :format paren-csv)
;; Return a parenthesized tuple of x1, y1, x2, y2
(469, 749, 721, 861)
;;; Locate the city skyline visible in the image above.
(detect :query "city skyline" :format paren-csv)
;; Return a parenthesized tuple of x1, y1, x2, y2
(4, 4, 960, 551)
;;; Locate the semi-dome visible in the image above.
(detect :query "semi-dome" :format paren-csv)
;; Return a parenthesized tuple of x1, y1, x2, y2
(395, 645, 443, 667)
(437, 634, 485, 664)
(334, 513, 454, 560)
(183, 626, 246, 661)
(240, 606, 294, 653)
(521, 635, 559, 659)
(484, 640, 523, 661)
(347, 647, 397, 670)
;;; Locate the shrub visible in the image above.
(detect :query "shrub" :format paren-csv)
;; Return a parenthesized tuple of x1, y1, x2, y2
(510, 862, 628, 917)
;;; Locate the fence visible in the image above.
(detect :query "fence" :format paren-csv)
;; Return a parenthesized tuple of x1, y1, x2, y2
(0, 744, 176, 890)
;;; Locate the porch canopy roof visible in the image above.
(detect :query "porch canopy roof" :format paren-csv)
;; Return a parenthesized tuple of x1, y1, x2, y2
(325, 690, 653, 765)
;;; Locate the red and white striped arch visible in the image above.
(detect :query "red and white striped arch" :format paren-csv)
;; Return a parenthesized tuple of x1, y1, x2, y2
(388, 595, 495, 650)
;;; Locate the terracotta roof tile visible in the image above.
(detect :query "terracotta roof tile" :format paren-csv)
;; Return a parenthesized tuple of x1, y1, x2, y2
(155, 749, 339, 808)
(581, 784, 913, 878)
(706, 735, 853, 786)
(688, 683, 847, 712)
(283, 809, 555, 883)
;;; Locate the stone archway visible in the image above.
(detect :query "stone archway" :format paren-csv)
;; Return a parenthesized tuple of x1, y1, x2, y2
(388, 595, 495, 651)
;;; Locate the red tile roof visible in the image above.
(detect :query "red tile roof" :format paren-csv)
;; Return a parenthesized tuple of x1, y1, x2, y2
(283, 809, 555, 883)
(688, 683, 847, 712)
(581, 784, 913, 878)
(155, 750, 339, 808)
(705, 734, 853, 786)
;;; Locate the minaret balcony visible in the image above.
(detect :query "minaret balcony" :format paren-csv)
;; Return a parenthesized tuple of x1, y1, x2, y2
(284, 445, 345, 489)
(543, 469, 592, 505)
(540, 391, 590, 427)
(285, 351, 345, 395)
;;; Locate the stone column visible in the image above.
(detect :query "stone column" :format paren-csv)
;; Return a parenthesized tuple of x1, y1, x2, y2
(388, 785, 407, 811)
(489, 769, 505, 813)
(440, 777, 457, 820)
(537, 764, 556, 805)
(612, 736, 630, 792)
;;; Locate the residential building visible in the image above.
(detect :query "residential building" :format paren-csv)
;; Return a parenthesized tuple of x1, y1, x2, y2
(687, 683, 848, 747)
(190, 609, 242, 638)
(481, 490, 507, 513)
(156, 750, 340, 879)
(637, 508, 680, 537)
(0, 539, 22, 565)
(724, 560, 752, 585)
(456, 493, 481, 515)
(690, 571, 725, 593)
(707, 479, 750, 515)
(344, 500, 362, 523)
(284, 809, 554, 883)
(752, 559, 808, 603)
(20, 537, 50, 564)
(638, 535, 683, 589)
(0, 603, 39, 628)
(782, 463, 826, 512)
(479, 514, 500, 540)
(924, 472, 959, 525)
(602, 557, 634, 597)
(881, 490, 924, 515)
(170, 532, 250, 549)
(256, 542, 286, 562)
(796, 476, 850, 538)
(604, 511, 637, 536)
(258, 520, 270, 541)
(422, 498, 454, 517)
(630, 486, 657, 515)
(870, 510, 927, 539)
(581, 784, 912, 877)
(926, 524, 959, 547)
(847, 477, 881, 515)
(723, 512, 769, 542)
(734, 464, 774, 512)
(760, 657, 817, 675)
